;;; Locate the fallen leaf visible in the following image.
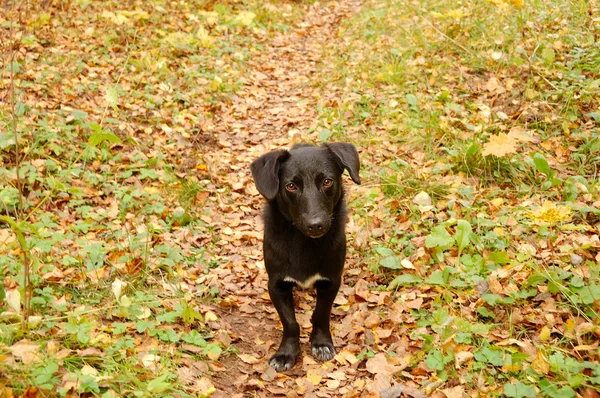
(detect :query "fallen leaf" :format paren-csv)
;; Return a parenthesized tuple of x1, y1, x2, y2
(539, 326, 551, 341)
(366, 353, 406, 375)
(441, 386, 465, 398)
(531, 350, 550, 375)
(306, 369, 322, 385)
(454, 351, 473, 368)
(5, 289, 20, 313)
(481, 133, 518, 157)
(413, 191, 432, 207)
(528, 201, 572, 224)
(111, 278, 127, 301)
(401, 258, 416, 269)
(195, 377, 216, 396)
(204, 311, 218, 322)
(583, 388, 600, 398)
(237, 354, 260, 364)
(354, 279, 370, 301)
(8, 340, 42, 364)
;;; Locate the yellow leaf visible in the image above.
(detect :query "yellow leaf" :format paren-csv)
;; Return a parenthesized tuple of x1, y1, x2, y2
(199, 11, 218, 26)
(502, 364, 522, 372)
(446, 8, 469, 19)
(431, 8, 469, 19)
(306, 369, 322, 385)
(209, 76, 223, 91)
(334, 350, 358, 365)
(144, 186, 160, 194)
(491, 198, 504, 207)
(481, 133, 518, 157)
(531, 351, 550, 374)
(81, 364, 99, 377)
(205, 311, 218, 322)
(235, 11, 256, 27)
(539, 326, 551, 341)
(33, 13, 51, 26)
(529, 202, 572, 224)
(197, 26, 214, 48)
(101, 11, 129, 25)
(118, 10, 149, 20)
(509, 0, 524, 8)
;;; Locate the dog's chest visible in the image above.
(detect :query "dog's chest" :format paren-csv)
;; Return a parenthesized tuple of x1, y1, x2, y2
(283, 273, 329, 289)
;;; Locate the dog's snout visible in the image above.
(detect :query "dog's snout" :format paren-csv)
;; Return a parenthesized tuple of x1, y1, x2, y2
(307, 217, 325, 232)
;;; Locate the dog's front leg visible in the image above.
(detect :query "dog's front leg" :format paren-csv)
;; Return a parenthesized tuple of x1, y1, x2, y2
(268, 279, 300, 371)
(310, 278, 341, 361)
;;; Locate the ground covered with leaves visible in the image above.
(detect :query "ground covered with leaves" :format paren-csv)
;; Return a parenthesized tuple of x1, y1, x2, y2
(1, 0, 600, 397)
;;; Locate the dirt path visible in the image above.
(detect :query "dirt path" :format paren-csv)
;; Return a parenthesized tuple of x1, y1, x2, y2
(194, 1, 383, 396)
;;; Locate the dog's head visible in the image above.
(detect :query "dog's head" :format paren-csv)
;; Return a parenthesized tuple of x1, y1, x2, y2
(251, 143, 360, 238)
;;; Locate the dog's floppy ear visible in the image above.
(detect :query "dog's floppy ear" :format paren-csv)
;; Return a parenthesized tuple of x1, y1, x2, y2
(324, 143, 361, 185)
(251, 149, 289, 200)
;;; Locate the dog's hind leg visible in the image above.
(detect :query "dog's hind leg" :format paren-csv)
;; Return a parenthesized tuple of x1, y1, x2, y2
(310, 278, 341, 362)
(267, 279, 301, 372)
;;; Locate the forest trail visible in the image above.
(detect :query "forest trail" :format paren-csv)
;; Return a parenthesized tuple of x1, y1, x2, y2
(197, 1, 383, 396)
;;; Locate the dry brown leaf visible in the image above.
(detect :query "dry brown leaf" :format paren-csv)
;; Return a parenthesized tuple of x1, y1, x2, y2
(405, 297, 423, 310)
(8, 340, 42, 364)
(454, 351, 473, 368)
(176, 366, 197, 385)
(237, 354, 261, 364)
(354, 279, 371, 301)
(365, 353, 405, 375)
(441, 386, 466, 398)
(487, 277, 503, 294)
(260, 367, 277, 382)
(78, 347, 104, 357)
(194, 377, 216, 396)
(583, 388, 600, 398)
(508, 126, 539, 143)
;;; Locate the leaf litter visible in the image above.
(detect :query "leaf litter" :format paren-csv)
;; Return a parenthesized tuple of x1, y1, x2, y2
(1, 0, 600, 397)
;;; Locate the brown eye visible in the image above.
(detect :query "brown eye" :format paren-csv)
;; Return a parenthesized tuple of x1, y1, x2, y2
(322, 178, 333, 187)
(285, 183, 297, 191)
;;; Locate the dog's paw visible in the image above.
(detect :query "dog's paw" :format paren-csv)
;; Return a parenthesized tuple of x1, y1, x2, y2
(311, 343, 336, 362)
(269, 352, 298, 372)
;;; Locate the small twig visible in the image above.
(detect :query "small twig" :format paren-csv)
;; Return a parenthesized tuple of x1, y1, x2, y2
(10, 40, 22, 216)
(6, 0, 32, 329)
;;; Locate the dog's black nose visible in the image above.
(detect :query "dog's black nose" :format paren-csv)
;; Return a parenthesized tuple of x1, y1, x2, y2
(307, 218, 324, 231)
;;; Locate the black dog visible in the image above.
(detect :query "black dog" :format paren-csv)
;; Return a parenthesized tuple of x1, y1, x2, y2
(250, 142, 360, 371)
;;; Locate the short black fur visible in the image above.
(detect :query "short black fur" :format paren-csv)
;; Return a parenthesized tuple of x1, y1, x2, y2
(250, 142, 360, 371)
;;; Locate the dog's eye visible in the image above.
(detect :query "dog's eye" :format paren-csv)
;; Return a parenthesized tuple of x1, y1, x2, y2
(285, 183, 297, 191)
(322, 178, 333, 187)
